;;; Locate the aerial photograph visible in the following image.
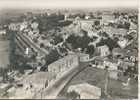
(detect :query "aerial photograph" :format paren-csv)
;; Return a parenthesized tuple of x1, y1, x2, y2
(0, 0, 138, 99)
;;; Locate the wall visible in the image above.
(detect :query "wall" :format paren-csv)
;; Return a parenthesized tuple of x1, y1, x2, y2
(48, 54, 79, 78)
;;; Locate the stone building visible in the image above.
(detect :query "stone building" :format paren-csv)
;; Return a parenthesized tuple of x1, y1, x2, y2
(9, 23, 20, 31)
(76, 53, 89, 62)
(67, 83, 101, 99)
(48, 54, 79, 79)
(97, 45, 110, 57)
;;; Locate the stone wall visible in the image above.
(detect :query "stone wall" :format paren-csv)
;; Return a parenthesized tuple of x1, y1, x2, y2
(48, 54, 79, 78)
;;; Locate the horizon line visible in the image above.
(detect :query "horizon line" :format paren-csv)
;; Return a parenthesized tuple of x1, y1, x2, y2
(0, 0, 138, 9)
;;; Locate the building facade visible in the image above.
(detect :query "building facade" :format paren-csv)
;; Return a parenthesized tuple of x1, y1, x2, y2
(48, 54, 79, 78)
(67, 83, 101, 99)
(97, 45, 110, 57)
(76, 53, 89, 62)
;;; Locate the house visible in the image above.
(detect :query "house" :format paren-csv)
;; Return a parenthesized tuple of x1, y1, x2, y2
(109, 70, 118, 80)
(76, 53, 89, 62)
(129, 22, 137, 30)
(87, 30, 98, 38)
(94, 57, 119, 79)
(20, 21, 28, 31)
(67, 83, 101, 99)
(124, 49, 138, 62)
(112, 48, 125, 58)
(103, 27, 127, 37)
(117, 38, 128, 49)
(85, 15, 91, 20)
(103, 58, 118, 71)
(101, 14, 115, 24)
(9, 23, 20, 31)
(32, 29, 39, 35)
(94, 56, 106, 69)
(0, 29, 6, 35)
(80, 21, 94, 32)
(97, 45, 110, 57)
(64, 13, 69, 21)
(95, 57, 119, 80)
(24, 47, 35, 58)
(31, 22, 39, 30)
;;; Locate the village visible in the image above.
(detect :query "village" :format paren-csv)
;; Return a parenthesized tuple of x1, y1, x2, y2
(0, 8, 138, 99)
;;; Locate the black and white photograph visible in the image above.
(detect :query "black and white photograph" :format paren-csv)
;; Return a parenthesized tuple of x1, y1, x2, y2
(0, 0, 139, 99)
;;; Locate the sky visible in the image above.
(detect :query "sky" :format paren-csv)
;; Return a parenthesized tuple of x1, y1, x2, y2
(0, 0, 138, 9)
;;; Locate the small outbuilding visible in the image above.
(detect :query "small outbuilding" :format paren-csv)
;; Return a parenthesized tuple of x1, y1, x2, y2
(67, 83, 101, 99)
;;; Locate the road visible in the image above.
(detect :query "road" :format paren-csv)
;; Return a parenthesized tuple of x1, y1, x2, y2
(32, 56, 98, 99)
(33, 62, 89, 99)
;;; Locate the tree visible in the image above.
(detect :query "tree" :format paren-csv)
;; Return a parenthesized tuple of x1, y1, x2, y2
(8, 30, 16, 69)
(96, 36, 119, 51)
(86, 45, 95, 56)
(94, 20, 100, 26)
(66, 30, 91, 51)
(0, 68, 8, 82)
(53, 35, 63, 45)
(40, 43, 45, 48)
(45, 49, 60, 65)
(67, 91, 80, 99)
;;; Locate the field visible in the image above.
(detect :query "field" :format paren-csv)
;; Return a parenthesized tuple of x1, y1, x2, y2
(0, 39, 10, 68)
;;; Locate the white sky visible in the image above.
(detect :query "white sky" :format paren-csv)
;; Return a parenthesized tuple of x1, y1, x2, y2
(0, 0, 138, 9)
